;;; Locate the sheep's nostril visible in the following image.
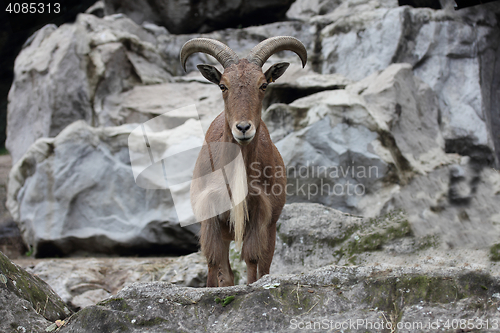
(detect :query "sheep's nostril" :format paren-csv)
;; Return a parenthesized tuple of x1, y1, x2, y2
(236, 122, 251, 134)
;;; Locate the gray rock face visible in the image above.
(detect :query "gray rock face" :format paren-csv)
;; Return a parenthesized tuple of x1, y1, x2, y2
(265, 63, 452, 213)
(0, 251, 71, 332)
(57, 265, 500, 333)
(7, 121, 200, 257)
(315, 0, 500, 164)
(6, 0, 500, 259)
(102, 0, 296, 34)
(6, 13, 172, 163)
(18, 253, 207, 311)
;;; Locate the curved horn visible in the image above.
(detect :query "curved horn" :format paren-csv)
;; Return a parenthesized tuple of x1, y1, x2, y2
(180, 38, 239, 71)
(246, 36, 307, 68)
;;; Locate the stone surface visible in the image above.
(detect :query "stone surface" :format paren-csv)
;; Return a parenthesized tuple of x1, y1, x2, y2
(17, 254, 207, 311)
(317, 1, 500, 164)
(0, 155, 26, 259)
(0, 251, 72, 333)
(265, 63, 455, 213)
(57, 265, 500, 333)
(103, 0, 296, 34)
(381, 163, 500, 249)
(6, 13, 173, 163)
(7, 121, 201, 257)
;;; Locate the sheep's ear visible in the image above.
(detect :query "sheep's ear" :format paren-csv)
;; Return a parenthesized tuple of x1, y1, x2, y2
(197, 64, 222, 84)
(264, 62, 290, 83)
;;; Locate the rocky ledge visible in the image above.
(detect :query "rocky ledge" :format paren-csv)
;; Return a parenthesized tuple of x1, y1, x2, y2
(57, 266, 500, 333)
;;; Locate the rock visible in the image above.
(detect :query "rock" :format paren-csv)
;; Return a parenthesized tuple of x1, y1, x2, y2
(0, 220, 26, 260)
(160, 252, 207, 287)
(286, 0, 344, 21)
(85, 1, 105, 17)
(159, 20, 317, 76)
(16, 254, 207, 310)
(317, 2, 500, 164)
(57, 265, 500, 333)
(381, 163, 500, 249)
(262, 63, 352, 110)
(0, 251, 71, 332)
(102, 0, 296, 34)
(265, 63, 454, 213)
(269, 203, 496, 276)
(7, 120, 201, 257)
(272, 204, 410, 275)
(116, 78, 223, 133)
(7, 15, 317, 164)
(71, 289, 111, 310)
(6, 13, 173, 163)
(0, 155, 26, 259)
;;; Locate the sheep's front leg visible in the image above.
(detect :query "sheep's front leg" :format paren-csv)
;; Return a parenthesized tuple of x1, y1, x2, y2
(242, 191, 272, 285)
(200, 218, 226, 287)
(218, 239, 234, 287)
(258, 221, 277, 279)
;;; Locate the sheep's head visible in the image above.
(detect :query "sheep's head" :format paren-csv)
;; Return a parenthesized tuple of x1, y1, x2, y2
(180, 37, 307, 145)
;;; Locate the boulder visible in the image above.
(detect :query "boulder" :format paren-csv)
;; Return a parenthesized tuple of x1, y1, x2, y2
(6, 14, 317, 164)
(57, 265, 500, 333)
(6, 13, 173, 163)
(7, 120, 202, 257)
(382, 163, 500, 249)
(271, 203, 496, 276)
(18, 253, 207, 310)
(317, 1, 500, 164)
(262, 63, 352, 110)
(265, 63, 455, 213)
(0, 251, 72, 332)
(102, 0, 296, 34)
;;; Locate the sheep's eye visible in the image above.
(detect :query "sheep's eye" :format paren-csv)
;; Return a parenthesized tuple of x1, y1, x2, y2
(260, 83, 268, 91)
(219, 84, 227, 92)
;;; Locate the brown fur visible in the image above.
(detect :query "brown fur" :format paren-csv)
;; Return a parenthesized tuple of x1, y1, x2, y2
(191, 60, 287, 287)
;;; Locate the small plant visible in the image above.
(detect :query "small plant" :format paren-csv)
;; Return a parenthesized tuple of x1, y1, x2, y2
(214, 295, 235, 307)
(490, 243, 500, 261)
(25, 246, 34, 257)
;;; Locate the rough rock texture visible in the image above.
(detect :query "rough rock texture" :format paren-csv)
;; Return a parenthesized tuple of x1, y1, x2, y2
(7, 121, 200, 257)
(6, 0, 500, 258)
(313, 0, 500, 165)
(264, 64, 500, 248)
(0, 155, 26, 259)
(103, 0, 296, 34)
(0, 251, 72, 332)
(265, 64, 454, 212)
(6, 13, 172, 163)
(227, 203, 498, 285)
(8, 201, 500, 331)
(57, 265, 500, 333)
(17, 253, 206, 311)
(6, 13, 316, 164)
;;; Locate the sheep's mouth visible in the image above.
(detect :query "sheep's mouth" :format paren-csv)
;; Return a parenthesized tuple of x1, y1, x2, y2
(234, 136, 254, 145)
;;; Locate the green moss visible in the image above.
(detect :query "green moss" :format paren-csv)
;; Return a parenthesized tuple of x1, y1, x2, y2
(0, 251, 70, 321)
(222, 295, 235, 307)
(343, 211, 412, 256)
(363, 272, 495, 317)
(490, 243, 500, 261)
